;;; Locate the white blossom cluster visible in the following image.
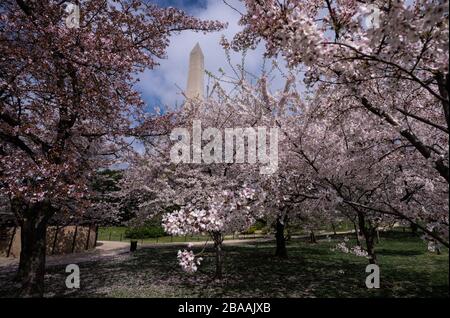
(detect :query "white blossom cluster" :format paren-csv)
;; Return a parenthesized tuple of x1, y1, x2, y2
(162, 187, 259, 237)
(162, 187, 260, 273)
(177, 250, 203, 273)
(426, 240, 442, 254)
(333, 241, 369, 258)
(177, 249, 203, 273)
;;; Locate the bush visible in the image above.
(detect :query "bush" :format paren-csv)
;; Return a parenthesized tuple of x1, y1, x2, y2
(254, 220, 266, 230)
(241, 226, 257, 235)
(260, 227, 270, 235)
(241, 220, 267, 235)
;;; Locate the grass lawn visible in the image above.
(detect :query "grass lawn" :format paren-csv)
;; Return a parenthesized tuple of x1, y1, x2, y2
(0, 231, 447, 297)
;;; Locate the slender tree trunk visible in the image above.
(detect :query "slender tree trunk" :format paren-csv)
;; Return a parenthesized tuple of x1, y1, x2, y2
(365, 234, 377, 265)
(436, 242, 442, 255)
(309, 230, 317, 244)
(353, 221, 361, 246)
(212, 232, 223, 279)
(435, 72, 449, 130)
(275, 216, 287, 258)
(410, 222, 418, 236)
(357, 212, 377, 265)
(331, 222, 337, 235)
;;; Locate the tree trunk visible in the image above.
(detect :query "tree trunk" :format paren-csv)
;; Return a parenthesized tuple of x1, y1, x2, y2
(331, 222, 337, 235)
(309, 230, 317, 244)
(17, 216, 48, 297)
(353, 221, 361, 246)
(213, 232, 223, 279)
(410, 222, 418, 236)
(365, 234, 377, 265)
(13, 199, 52, 298)
(435, 72, 449, 130)
(357, 211, 377, 265)
(436, 242, 442, 255)
(275, 217, 287, 258)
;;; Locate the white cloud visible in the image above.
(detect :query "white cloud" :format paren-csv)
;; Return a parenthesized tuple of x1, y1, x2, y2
(136, 0, 278, 110)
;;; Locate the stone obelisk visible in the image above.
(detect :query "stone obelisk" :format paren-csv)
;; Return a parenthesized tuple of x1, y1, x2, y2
(186, 43, 204, 100)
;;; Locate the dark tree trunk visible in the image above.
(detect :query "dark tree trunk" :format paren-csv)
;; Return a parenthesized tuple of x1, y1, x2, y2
(212, 232, 223, 279)
(17, 216, 48, 297)
(275, 216, 287, 258)
(353, 221, 361, 246)
(435, 72, 449, 130)
(357, 211, 377, 265)
(365, 234, 377, 265)
(436, 243, 442, 255)
(309, 230, 317, 244)
(410, 222, 418, 236)
(331, 222, 337, 235)
(13, 200, 52, 297)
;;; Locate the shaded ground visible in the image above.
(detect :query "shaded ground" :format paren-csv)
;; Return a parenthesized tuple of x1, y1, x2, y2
(0, 232, 447, 298)
(0, 241, 130, 271)
(0, 231, 350, 270)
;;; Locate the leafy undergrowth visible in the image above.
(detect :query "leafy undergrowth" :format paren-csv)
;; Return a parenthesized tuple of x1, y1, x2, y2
(0, 232, 447, 297)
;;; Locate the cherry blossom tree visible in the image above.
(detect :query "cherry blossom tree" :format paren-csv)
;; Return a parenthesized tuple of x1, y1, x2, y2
(163, 185, 261, 278)
(234, 0, 448, 174)
(128, 2, 449, 275)
(212, 63, 447, 264)
(229, 0, 448, 249)
(121, 51, 296, 277)
(277, 86, 447, 262)
(0, 0, 224, 296)
(122, 96, 267, 278)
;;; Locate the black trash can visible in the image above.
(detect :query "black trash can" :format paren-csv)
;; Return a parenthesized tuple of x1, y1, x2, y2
(130, 240, 138, 252)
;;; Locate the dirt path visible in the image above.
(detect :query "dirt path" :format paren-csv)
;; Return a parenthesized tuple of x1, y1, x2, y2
(139, 230, 354, 248)
(0, 241, 130, 273)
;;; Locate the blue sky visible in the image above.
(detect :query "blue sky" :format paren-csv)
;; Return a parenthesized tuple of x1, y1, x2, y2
(151, 0, 208, 11)
(136, 0, 279, 115)
(122, 0, 293, 160)
(138, 0, 209, 111)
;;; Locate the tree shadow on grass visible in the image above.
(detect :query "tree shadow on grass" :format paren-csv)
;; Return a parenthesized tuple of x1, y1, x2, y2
(0, 237, 447, 298)
(377, 249, 424, 256)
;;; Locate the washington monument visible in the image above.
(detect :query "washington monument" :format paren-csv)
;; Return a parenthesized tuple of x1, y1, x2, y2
(186, 43, 204, 100)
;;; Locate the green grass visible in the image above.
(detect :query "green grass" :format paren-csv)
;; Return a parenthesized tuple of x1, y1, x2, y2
(0, 231, 447, 297)
(97, 227, 128, 241)
(288, 221, 355, 236)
